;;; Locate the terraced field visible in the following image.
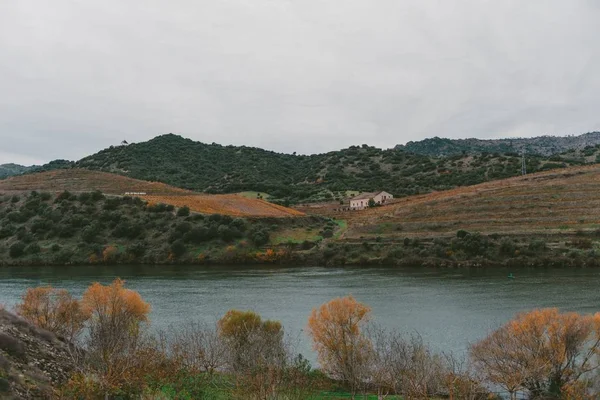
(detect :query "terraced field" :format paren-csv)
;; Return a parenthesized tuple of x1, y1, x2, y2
(142, 194, 304, 218)
(344, 165, 600, 239)
(0, 169, 190, 195)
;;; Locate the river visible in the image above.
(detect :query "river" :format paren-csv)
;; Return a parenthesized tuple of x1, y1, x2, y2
(1, 264, 599, 363)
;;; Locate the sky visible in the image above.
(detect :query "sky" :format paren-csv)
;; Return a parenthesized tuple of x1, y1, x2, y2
(1, 1, 600, 165)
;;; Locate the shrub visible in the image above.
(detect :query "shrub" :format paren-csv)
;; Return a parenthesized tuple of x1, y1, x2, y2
(177, 206, 190, 217)
(170, 240, 187, 258)
(25, 242, 41, 255)
(16, 286, 89, 342)
(499, 238, 516, 256)
(51, 243, 61, 252)
(457, 229, 469, 239)
(9, 241, 26, 258)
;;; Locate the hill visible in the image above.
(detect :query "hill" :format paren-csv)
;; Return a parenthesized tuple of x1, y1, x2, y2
(47, 133, 600, 204)
(0, 164, 34, 179)
(0, 169, 190, 195)
(344, 164, 600, 239)
(0, 169, 302, 218)
(397, 131, 600, 157)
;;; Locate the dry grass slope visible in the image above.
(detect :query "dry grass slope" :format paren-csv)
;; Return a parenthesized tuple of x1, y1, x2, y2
(142, 195, 304, 218)
(0, 169, 191, 195)
(346, 164, 600, 239)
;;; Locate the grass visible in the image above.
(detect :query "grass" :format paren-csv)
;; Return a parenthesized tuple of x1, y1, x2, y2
(236, 191, 272, 200)
(271, 227, 323, 245)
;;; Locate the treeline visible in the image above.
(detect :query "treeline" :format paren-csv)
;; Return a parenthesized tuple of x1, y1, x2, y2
(29, 134, 600, 204)
(0, 191, 329, 266)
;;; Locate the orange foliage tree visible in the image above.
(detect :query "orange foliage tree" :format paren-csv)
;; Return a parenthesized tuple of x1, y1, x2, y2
(307, 296, 372, 397)
(218, 309, 288, 398)
(16, 286, 89, 342)
(471, 308, 600, 399)
(80, 278, 151, 394)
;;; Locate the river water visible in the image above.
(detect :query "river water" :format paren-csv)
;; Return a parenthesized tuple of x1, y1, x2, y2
(1, 265, 599, 363)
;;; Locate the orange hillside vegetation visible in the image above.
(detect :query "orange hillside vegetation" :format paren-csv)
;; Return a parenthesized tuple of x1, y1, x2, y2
(141, 194, 304, 218)
(0, 169, 191, 195)
(345, 164, 600, 239)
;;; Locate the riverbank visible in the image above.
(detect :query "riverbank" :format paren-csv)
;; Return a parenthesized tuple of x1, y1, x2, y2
(2, 190, 600, 269)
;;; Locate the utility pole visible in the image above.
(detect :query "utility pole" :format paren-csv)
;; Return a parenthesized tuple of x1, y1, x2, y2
(521, 151, 527, 175)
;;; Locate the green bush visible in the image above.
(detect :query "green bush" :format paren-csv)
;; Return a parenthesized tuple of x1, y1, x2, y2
(9, 241, 26, 258)
(176, 206, 190, 217)
(170, 240, 187, 257)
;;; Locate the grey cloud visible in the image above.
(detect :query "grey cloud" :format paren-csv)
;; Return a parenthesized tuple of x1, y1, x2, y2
(1, 0, 599, 164)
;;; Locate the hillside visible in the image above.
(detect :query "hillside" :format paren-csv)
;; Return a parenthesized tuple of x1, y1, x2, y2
(0, 164, 33, 179)
(50, 134, 600, 204)
(397, 131, 600, 156)
(0, 191, 329, 267)
(344, 164, 600, 239)
(0, 169, 302, 218)
(0, 169, 191, 195)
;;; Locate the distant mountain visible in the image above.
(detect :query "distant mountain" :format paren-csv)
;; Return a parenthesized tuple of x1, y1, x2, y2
(397, 132, 600, 156)
(0, 163, 34, 179)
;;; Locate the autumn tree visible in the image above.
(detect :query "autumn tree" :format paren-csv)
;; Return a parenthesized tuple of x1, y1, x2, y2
(218, 309, 288, 398)
(16, 286, 89, 342)
(307, 296, 372, 397)
(80, 278, 151, 394)
(471, 308, 600, 399)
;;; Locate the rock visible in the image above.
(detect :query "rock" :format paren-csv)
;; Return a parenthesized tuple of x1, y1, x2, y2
(0, 309, 74, 399)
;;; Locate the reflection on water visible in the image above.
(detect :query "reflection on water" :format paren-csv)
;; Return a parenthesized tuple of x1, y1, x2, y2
(1, 264, 599, 361)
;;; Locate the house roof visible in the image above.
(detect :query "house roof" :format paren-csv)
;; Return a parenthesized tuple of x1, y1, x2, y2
(351, 192, 380, 200)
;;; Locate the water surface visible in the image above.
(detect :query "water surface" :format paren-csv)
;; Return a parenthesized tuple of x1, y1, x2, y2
(1, 265, 599, 361)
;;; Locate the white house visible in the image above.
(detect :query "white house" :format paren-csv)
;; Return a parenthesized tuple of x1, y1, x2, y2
(349, 191, 393, 210)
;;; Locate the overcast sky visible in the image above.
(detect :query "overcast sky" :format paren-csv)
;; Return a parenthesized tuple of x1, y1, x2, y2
(1, 1, 600, 165)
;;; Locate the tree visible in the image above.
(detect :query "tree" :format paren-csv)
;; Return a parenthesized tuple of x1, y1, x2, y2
(368, 198, 376, 208)
(16, 286, 89, 342)
(170, 321, 227, 374)
(80, 278, 151, 393)
(307, 296, 372, 397)
(470, 308, 600, 399)
(218, 310, 288, 398)
(176, 205, 190, 217)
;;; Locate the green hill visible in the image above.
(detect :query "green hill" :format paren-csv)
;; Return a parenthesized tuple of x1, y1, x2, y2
(0, 163, 34, 179)
(7, 133, 600, 204)
(71, 134, 600, 203)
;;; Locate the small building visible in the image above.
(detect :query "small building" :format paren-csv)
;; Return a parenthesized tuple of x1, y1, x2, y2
(349, 191, 393, 210)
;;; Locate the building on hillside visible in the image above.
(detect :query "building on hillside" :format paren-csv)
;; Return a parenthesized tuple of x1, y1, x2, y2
(349, 191, 393, 210)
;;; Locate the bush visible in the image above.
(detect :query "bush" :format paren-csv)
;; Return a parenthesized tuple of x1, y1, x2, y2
(499, 238, 516, 256)
(177, 206, 190, 217)
(249, 227, 270, 246)
(25, 242, 41, 255)
(9, 241, 26, 258)
(457, 229, 469, 239)
(170, 240, 187, 258)
(528, 239, 547, 252)
(51, 243, 61, 253)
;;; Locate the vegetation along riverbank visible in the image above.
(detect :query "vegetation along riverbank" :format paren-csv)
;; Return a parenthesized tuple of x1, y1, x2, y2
(2, 280, 600, 398)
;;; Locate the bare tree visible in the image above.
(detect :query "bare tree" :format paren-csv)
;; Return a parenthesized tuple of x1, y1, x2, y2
(170, 321, 227, 374)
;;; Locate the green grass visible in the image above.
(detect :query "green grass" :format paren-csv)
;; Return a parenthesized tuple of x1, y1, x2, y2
(236, 191, 272, 200)
(271, 227, 323, 245)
